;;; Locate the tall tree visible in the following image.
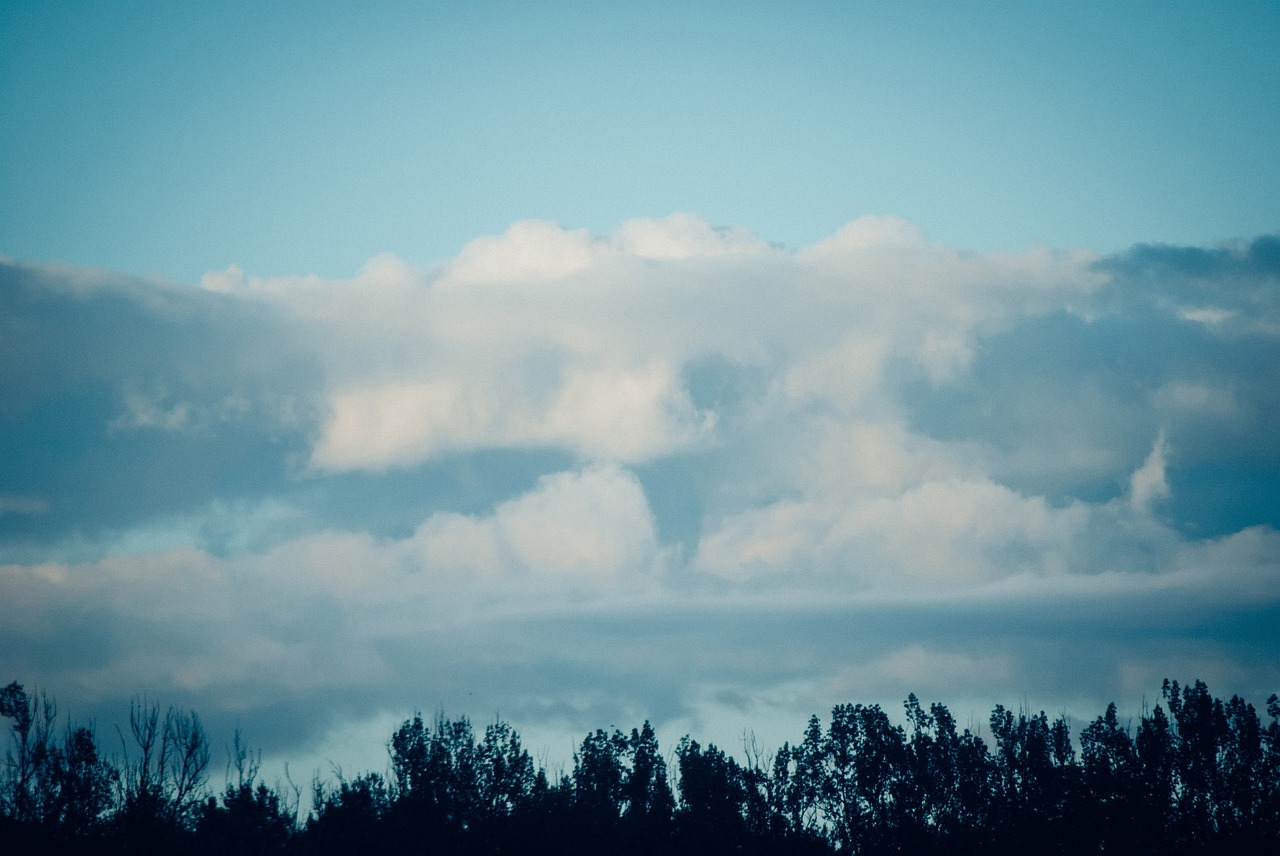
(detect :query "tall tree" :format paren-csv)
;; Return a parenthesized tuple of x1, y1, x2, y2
(1080, 702, 1140, 850)
(0, 682, 57, 826)
(113, 697, 210, 853)
(572, 728, 628, 824)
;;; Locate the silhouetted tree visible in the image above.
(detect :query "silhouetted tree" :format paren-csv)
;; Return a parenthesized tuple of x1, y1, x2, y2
(987, 705, 1079, 852)
(902, 695, 972, 847)
(387, 711, 485, 851)
(570, 726, 628, 846)
(4, 676, 1279, 854)
(1080, 701, 1142, 851)
(196, 730, 296, 856)
(1262, 694, 1280, 835)
(113, 697, 210, 853)
(1165, 679, 1229, 848)
(615, 721, 673, 850)
(0, 681, 58, 826)
(299, 771, 390, 855)
(1136, 699, 1178, 848)
(476, 718, 536, 822)
(771, 715, 825, 838)
(1220, 693, 1265, 839)
(675, 737, 749, 848)
(821, 702, 907, 853)
(49, 725, 116, 842)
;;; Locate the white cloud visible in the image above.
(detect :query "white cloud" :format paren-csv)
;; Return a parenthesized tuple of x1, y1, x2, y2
(0, 461, 665, 720)
(694, 498, 825, 582)
(694, 475, 1091, 587)
(193, 214, 1103, 474)
(309, 362, 712, 470)
(444, 220, 598, 285)
(783, 335, 888, 414)
(410, 512, 506, 580)
(613, 212, 769, 260)
(793, 418, 965, 500)
(493, 465, 658, 578)
(199, 263, 247, 293)
(5, 221, 1279, 774)
(1179, 306, 1235, 327)
(1129, 431, 1170, 513)
(832, 479, 1084, 586)
(311, 379, 468, 471)
(1170, 525, 1280, 602)
(1152, 382, 1238, 418)
(110, 389, 194, 431)
(539, 362, 712, 461)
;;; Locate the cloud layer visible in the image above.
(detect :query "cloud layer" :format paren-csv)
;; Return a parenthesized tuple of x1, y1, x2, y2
(2, 216, 1278, 769)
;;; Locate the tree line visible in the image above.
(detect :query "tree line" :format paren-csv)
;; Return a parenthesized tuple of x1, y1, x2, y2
(3, 678, 1279, 854)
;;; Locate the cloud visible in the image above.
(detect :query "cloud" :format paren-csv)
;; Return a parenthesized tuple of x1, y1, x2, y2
(0, 257, 321, 552)
(2, 220, 1279, 773)
(310, 362, 711, 470)
(1129, 431, 1170, 513)
(489, 465, 658, 579)
(402, 463, 662, 583)
(1095, 233, 1280, 284)
(824, 645, 1019, 701)
(0, 495, 49, 516)
(184, 214, 1103, 476)
(444, 220, 599, 285)
(1092, 234, 1280, 336)
(614, 212, 770, 260)
(0, 460, 664, 749)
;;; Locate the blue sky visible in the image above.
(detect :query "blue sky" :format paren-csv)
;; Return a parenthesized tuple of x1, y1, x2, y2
(5, 1, 1279, 280)
(2, 1, 1279, 779)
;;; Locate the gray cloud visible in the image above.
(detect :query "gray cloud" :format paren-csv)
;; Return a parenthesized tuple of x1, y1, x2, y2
(0, 259, 322, 556)
(1095, 233, 1280, 285)
(899, 238, 1280, 537)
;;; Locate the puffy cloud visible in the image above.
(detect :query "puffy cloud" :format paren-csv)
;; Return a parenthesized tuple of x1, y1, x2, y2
(182, 214, 1104, 476)
(0, 461, 663, 749)
(403, 464, 662, 582)
(613, 212, 770, 260)
(311, 379, 469, 471)
(444, 220, 599, 286)
(491, 465, 658, 578)
(694, 475, 1090, 587)
(3, 220, 1279, 771)
(310, 361, 710, 470)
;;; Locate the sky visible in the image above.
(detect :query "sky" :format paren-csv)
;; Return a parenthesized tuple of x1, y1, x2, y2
(2, 1, 1279, 782)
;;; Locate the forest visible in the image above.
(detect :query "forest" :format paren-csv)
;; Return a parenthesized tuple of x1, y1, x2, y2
(2, 678, 1278, 855)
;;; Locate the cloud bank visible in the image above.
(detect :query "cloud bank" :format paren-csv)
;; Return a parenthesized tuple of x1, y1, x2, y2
(2, 215, 1277, 769)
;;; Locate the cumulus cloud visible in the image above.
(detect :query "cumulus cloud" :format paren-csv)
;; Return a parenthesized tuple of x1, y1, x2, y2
(488, 465, 658, 578)
(183, 213, 1102, 477)
(2, 219, 1279, 768)
(399, 464, 662, 584)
